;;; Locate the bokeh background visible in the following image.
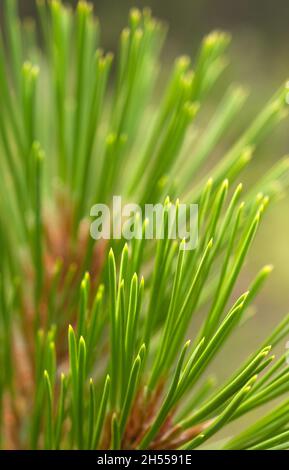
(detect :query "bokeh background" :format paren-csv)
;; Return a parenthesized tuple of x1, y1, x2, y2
(2, 0, 289, 438)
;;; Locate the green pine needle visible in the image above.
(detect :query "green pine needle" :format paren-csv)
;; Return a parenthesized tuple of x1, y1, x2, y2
(0, 0, 289, 450)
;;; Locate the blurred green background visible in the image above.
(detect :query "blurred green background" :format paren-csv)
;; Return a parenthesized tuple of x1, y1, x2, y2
(4, 0, 289, 396)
